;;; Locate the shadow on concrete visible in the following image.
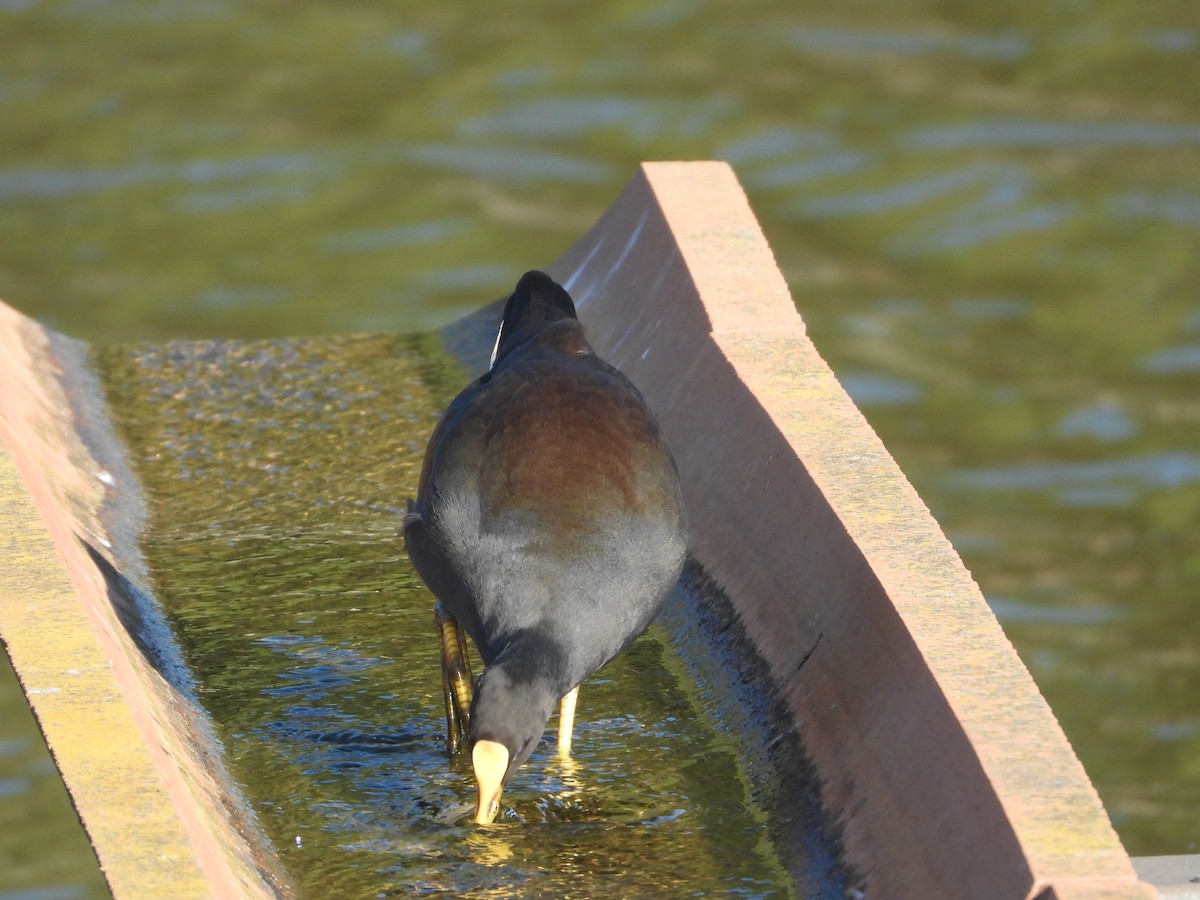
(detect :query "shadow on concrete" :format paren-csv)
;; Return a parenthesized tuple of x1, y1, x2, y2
(78, 537, 198, 700)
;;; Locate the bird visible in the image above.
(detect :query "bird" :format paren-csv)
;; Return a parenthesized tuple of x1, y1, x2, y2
(403, 269, 687, 824)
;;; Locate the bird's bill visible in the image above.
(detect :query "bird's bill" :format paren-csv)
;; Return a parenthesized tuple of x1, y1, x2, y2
(472, 739, 509, 824)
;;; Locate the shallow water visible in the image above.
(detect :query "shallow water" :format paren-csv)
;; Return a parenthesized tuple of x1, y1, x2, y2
(2, 0, 1199, 891)
(89, 335, 842, 897)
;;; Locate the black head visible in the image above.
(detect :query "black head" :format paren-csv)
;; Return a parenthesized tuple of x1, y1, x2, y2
(490, 270, 578, 369)
(470, 655, 560, 779)
(469, 662, 559, 822)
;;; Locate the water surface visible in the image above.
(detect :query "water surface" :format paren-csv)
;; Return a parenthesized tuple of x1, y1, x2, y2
(90, 334, 843, 897)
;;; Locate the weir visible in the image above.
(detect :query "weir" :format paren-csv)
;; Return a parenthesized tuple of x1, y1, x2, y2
(0, 162, 1154, 898)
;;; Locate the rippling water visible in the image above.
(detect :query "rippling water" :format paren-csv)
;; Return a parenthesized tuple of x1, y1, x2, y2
(2, 1, 1198, 893)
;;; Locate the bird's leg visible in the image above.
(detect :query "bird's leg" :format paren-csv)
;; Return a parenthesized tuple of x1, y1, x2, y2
(455, 621, 475, 721)
(435, 602, 473, 755)
(439, 647, 460, 755)
(557, 685, 579, 755)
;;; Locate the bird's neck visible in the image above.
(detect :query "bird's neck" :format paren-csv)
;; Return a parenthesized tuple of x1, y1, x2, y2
(471, 630, 570, 768)
(488, 628, 574, 698)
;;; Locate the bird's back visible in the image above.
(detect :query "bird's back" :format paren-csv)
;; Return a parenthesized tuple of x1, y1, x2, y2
(409, 317, 686, 684)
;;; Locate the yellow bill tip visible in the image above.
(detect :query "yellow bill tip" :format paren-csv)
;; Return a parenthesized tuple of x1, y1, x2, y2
(472, 739, 509, 825)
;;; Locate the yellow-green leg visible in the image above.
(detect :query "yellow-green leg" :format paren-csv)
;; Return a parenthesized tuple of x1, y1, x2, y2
(557, 685, 579, 755)
(435, 602, 474, 755)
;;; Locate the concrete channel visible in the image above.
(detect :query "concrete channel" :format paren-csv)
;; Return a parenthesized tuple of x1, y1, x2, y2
(0, 162, 1163, 897)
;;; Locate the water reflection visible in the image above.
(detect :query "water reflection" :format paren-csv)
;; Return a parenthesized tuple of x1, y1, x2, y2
(1055, 403, 1137, 443)
(0, 153, 322, 201)
(319, 218, 470, 254)
(1142, 344, 1200, 374)
(949, 453, 1200, 495)
(1113, 192, 1200, 227)
(788, 26, 1029, 61)
(987, 596, 1123, 627)
(837, 370, 922, 407)
(798, 162, 1018, 217)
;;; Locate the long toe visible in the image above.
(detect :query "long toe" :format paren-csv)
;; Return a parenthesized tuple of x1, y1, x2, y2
(436, 603, 474, 753)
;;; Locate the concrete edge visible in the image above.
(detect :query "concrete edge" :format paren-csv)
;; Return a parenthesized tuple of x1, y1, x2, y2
(0, 435, 209, 898)
(0, 304, 287, 898)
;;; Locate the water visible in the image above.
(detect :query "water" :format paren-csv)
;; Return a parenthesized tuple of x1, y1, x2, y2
(88, 335, 842, 897)
(2, 0, 1199, 891)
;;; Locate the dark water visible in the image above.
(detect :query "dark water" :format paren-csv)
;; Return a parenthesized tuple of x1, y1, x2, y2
(2, 1, 1199, 893)
(87, 335, 842, 897)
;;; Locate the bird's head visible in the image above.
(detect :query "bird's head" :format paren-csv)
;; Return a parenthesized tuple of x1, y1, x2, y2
(490, 270, 578, 370)
(469, 662, 559, 824)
